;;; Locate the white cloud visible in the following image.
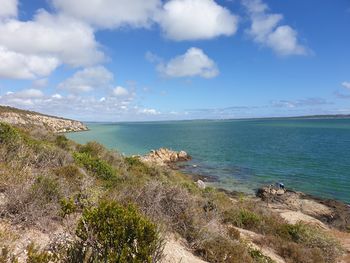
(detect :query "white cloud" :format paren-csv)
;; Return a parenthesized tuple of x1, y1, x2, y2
(0, 0, 17, 19)
(156, 47, 219, 78)
(112, 86, 129, 97)
(52, 93, 62, 99)
(0, 10, 104, 79)
(58, 66, 114, 93)
(0, 90, 162, 121)
(32, 78, 48, 89)
(242, 0, 307, 56)
(342, 81, 350, 90)
(14, 89, 44, 99)
(52, 0, 161, 29)
(0, 46, 59, 79)
(140, 108, 160, 115)
(157, 0, 238, 41)
(0, 11, 104, 67)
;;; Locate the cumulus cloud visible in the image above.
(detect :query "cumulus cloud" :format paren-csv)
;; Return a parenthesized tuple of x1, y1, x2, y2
(156, 0, 238, 41)
(112, 86, 129, 97)
(342, 81, 350, 90)
(58, 66, 114, 93)
(0, 10, 104, 79)
(52, 0, 161, 29)
(0, 0, 17, 19)
(0, 46, 59, 79)
(155, 47, 219, 78)
(242, 0, 307, 56)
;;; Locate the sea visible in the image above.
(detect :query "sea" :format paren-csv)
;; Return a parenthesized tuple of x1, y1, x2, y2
(67, 118, 350, 203)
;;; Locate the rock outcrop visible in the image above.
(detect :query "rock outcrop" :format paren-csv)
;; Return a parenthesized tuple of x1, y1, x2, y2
(0, 106, 88, 133)
(140, 148, 191, 166)
(257, 185, 350, 231)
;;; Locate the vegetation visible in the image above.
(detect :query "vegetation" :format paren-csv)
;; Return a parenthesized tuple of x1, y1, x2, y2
(73, 201, 163, 262)
(0, 121, 344, 263)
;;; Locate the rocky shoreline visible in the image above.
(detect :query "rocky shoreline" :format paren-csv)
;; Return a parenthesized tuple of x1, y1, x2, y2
(151, 149, 350, 233)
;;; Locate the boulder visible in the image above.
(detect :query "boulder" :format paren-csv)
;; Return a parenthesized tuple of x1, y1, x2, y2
(196, 180, 206, 189)
(141, 148, 191, 166)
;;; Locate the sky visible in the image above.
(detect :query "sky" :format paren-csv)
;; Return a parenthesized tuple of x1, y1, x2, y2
(0, 0, 349, 121)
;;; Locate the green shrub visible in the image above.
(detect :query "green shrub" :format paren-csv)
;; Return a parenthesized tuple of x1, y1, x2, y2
(74, 201, 163, 262)
(195, 234, 253, 263)
(0, 123, 20, 144)
(54, 165, 84, 193)
(79, 141, 104, 158)
(224, 208, 262, 230)
(125, 157, 158, 177)
(277, 223, 342, 263)
(55, 135, 69, 149)
(249, 248, 275, 263)
(27, 243, 53, 263)
(73, 152, 117, 180)
(30, 175, 61, 204)
(60, 198, 77, 217)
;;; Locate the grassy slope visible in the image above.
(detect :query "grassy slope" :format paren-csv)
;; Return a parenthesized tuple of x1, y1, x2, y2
(0, 122, 344, 263)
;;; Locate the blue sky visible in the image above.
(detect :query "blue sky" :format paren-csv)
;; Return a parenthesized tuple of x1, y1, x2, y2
(0, 0, 349, 121)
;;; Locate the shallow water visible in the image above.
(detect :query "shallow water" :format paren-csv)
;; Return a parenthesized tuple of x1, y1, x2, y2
(67, 118, 350, 203)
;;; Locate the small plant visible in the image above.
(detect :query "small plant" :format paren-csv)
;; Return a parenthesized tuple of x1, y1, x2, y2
(55, 135, 69, 149)
(60, 198, 77, 217)
(195, 234, 253, 263)
(277, 223, 343, 263)
(0, 247, 18, 263)
(0, 123, 20, 144)
(30, 175, 61, 204)
(79, 141, 104, 157)
(75, 201, 164, 262)
(27, 243, 53, 263)
(249, 248, 275, 263)
(224, 208, 262, 230)
(73, 152, 117, 180)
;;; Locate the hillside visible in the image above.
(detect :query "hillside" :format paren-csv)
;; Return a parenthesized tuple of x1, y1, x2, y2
(0, 112, 349, 262)
(0, 105, 88, 133)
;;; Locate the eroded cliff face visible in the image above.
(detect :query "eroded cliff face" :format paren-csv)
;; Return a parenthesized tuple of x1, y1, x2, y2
(0, 106, 88, 133)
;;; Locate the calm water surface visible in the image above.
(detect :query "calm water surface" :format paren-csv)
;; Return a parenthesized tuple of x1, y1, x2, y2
(67, 119, 350, 203)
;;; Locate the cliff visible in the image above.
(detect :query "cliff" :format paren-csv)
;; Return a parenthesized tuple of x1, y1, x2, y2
(0, 105, 88, 133)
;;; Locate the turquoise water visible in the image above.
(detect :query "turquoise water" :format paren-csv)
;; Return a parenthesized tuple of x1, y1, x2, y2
(67, 119, 350, 203)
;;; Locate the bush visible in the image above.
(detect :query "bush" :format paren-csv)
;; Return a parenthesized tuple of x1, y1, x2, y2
(125, 157, 160, 177)
(73, 152, 117, 181)
(54, 165, 84, 194)
(194, 234, 253, 263)
(60, 198, 77, 218)
(55, 135, 69, 150)
(224, 208, 262, 230)
(30, 175, 61, 204)
(27, 243, 53, 263)
(0, 122, 20, 144)
(277, 223, 343, 263)
(249, 248, 275, 263)
(78, 142, 104, 158)
(73, 201, 163, 262)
